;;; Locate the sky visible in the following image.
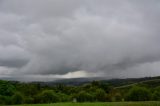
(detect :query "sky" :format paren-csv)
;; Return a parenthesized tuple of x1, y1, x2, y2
(0, 0, 160, 81)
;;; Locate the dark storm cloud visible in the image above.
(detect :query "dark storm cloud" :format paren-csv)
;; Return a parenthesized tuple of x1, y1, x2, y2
(0, 0, 160, 80)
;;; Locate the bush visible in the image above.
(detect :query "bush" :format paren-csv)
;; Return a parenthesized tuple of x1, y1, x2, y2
(125, 86, 151, 101)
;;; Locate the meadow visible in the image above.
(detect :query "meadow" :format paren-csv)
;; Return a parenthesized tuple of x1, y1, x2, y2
(11, 102, 160, 106)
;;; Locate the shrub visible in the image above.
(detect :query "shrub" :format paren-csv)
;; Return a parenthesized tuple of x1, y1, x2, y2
(125, 86, 151, 101)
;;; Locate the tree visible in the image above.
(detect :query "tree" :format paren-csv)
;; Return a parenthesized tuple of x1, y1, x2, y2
(11, 92, 24, 104)
(125, 86, 151, 101)
(0, 81, 15, 96)
(107, 89, 123, 102)
(91, 81, 100, 87)
(24, 97, 34, 104)
(95, 89, 107, 102)
(152, 91, 160, 101)
(36, 90, 59, 103)
(16, 83, 39, 97)
(99, 83, 112, 93)
(152, 86, 160, 101)
(75, 91, 94, 102)
(3, 96, 12, 105)
(0, 95, 5, 104)
(57, 92, 70, 102)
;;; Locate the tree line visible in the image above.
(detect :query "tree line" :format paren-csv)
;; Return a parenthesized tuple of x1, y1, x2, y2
(0, 80, 160, 104)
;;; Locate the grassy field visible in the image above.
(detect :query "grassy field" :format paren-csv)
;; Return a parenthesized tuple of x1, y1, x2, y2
(11, 102, 160, 106)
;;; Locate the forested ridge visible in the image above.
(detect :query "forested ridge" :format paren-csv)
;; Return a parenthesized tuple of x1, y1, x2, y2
(0, 76, 160, 104)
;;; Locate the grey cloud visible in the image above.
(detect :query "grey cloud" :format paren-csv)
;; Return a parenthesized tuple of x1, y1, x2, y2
(0, 45, 30, 68)
(0, 0, 160, 80)
(0, 0, 84, 18)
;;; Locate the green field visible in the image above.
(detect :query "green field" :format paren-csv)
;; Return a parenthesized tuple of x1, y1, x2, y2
(11, 102, 160, 106)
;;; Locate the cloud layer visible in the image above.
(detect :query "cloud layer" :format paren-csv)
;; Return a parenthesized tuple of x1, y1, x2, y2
(0, 0, 160, 81)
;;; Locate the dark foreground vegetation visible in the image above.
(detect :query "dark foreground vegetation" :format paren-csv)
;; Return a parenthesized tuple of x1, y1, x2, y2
(1, 76, 160, 105)
(11, 102, 160, 106)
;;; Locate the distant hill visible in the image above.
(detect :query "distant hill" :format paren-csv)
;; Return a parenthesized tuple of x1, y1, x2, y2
(31, 77, 105, 86)
(30, 76, 160, 88)
(1, 76, 160, 88)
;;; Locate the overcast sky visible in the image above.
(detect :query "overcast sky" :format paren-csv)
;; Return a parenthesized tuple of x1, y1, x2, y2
(0, 0, 160, 81)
